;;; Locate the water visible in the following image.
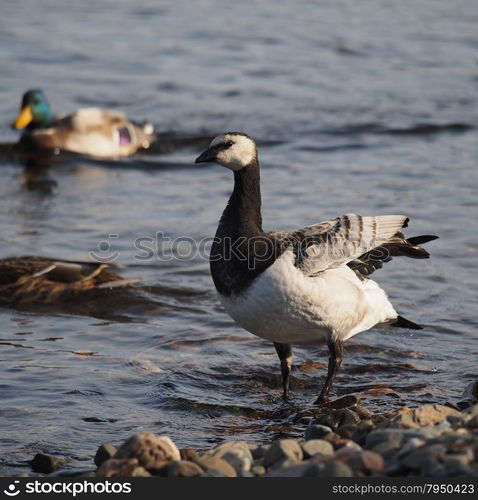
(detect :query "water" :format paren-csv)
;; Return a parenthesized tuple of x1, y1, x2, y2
(1, 0, 477, 474)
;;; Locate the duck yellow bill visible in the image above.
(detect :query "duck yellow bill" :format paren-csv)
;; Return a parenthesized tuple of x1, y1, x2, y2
(13, 105, 33, 129)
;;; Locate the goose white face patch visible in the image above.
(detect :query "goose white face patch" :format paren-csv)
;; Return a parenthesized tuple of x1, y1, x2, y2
(212, 133, 256, 171)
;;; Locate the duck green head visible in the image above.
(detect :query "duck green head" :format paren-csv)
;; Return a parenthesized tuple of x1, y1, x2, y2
(13, 89, 53, 129)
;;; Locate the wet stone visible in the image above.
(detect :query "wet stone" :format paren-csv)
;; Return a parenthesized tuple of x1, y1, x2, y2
(94, 444, 117, 467)
(31, 453, 62, 474)
(305, 424, 333, 440)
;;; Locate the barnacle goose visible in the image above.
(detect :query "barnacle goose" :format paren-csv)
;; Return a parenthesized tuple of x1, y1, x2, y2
(196, 133, 437, 404)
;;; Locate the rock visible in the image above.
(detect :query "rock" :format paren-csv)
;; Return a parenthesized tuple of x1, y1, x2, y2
(466, 416, 478, 429)
(327, 395, 360, 409)
(115, 433, 180, 470)
(265, 461, 315, 477)
(314, 409, 360, 430)
(338, 450, 384, 474)
(463, 381, 478, 403)
(179, 448, 197, 461)
(30, 453, 62, 474)
(96, 458, 150, 477)
(94, 444, 117, 467)
(380, 412, 419, 429)
(442, 453, 472, 468)
(365, 429, 405, 449)
(401, 444, 447, 470)
(263, 439, 303, 468)
(162, 460, 203, 477)
(335, 440, 362, 452)
(210, 441, 253, 473)
(465, 404, 478, 417)
(414, 404, 461, 425)
(305, 424, 333, 440)
(251, 445, 269, 459)
(320, 460, 354, 477)
(301, 439, 334, 458)
(251, 464, 266, 476)
(193, 455, 237, 477)
(354, 405, 373, 419)
(395, 438, 426, 457)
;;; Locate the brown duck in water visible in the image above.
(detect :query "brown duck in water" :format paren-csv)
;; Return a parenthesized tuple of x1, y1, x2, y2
(0, 256, 127, 307)
(12, 90, 155, 158)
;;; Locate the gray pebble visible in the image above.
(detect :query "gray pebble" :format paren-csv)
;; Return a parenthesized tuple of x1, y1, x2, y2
(305, 424, 333, 440)
(263, 439, 303, 468)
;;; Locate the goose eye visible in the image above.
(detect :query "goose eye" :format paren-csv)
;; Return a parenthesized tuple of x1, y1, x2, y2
(225, 141, 234, 148)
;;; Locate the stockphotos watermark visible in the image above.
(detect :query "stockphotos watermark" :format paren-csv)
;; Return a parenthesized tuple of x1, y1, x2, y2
(88, 232, 391, 269)
(2, 479, 131, 497)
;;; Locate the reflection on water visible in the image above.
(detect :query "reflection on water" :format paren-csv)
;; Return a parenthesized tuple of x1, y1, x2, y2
(0, 0, 477, 474)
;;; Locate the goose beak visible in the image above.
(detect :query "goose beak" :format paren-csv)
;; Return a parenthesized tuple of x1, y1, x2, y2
(195, 147, 217, 164)
(13, 105, 33, 129)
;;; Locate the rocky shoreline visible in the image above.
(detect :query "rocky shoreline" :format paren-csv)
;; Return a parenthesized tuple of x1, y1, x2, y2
(13, 381, 478, 478)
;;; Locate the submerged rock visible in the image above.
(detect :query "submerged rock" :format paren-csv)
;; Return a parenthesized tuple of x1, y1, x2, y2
(30, 453, 62, 474)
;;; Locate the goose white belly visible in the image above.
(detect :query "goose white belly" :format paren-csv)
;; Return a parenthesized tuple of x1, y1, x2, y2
(219, 250, 397, 345)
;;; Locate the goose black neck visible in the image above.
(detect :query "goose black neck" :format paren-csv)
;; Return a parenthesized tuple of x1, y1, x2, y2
(223, 159, 263, 237)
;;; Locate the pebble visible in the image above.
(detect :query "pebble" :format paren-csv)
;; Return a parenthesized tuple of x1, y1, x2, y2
(414, 404, 462, 426)
(193, 455, 237, 477)
(301, 439, 334, 458)
(94, 444, 117, 467)
(401, 444, 447, 470)
(263, 439, 303, 468)
(30, 453, 62, 474)
(96, 458, 151, 477)
(162, 460, 203, 477)
(304, 424, 333, 440)
(210, 441, 253, 473)
(114, 433, 180, 471)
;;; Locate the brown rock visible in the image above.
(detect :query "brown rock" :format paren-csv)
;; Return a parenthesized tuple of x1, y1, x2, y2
(115, 433, 180, 470)
(163, 460, 203, 477)
(414, 405, 462, 425)
(380, 413, 420, 429)
(193, 455, 237, 477)
(96, 458, 150, 477)
(180, 448, 198, 461)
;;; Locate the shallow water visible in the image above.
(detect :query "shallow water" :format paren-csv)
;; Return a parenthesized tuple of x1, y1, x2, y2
(1, 0, 477, 474)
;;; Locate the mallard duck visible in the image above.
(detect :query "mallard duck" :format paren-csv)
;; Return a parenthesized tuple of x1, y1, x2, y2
(195, 132, 437, 403)
(12, 89, 155, 158)
(0, 256, 126, 306)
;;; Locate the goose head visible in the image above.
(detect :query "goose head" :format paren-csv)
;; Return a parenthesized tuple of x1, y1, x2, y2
(195, 132, 257, 171)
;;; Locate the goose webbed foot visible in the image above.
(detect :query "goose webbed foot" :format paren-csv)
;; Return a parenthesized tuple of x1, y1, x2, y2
(274, 342, 292, 400)
(314, 338, 343, 406)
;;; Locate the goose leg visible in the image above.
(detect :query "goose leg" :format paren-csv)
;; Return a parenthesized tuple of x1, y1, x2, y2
(273, 342, 292, 400)
(315, 338, 343, 405)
